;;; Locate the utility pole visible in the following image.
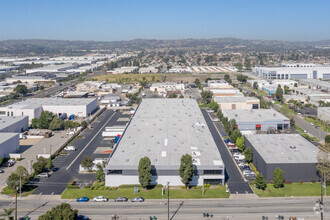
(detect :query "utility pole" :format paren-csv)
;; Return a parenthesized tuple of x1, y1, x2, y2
(167, 182, 170, 220)
(19, 174, 21, 198)
(320, 172, 325, 220)
(15, 185, 18, 220)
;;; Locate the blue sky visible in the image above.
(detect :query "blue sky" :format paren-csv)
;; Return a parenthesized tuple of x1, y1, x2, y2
(0, 0, 329, 41)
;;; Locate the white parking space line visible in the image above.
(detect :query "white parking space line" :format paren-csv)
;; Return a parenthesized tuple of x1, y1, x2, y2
(66, 112, 116, 171)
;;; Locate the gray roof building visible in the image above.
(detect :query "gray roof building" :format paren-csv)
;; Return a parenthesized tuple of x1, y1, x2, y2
(105, 98, 225, 187)
(245, 134, 319, 182)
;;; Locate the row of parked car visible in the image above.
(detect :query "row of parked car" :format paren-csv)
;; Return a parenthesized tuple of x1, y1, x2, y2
(77, 196, 145, 203)
(224, 138, 256, 180)
(0, 159, 17, 173)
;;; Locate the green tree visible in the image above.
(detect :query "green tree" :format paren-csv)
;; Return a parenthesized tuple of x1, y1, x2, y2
(253, 81, 258, 90)
(205, 77, 212, 83)
(290, 116, 295, 128)
(7, 172, 20, 190)
(81, 120, 88, 128)
(178, 154, 195, 189)
(234, 63, 243, 72)
(38, 203, 78, 220)
(0, 156, 3, 166)
(316, 149, 330, 182)
(283, 85, 290, 94)
(179, 94, 184, 98)
(255, 174, 267, 190)
(224, 74, 231, 83)
(31, 118, 39, 129)
(201, 91, 213, 104)
(49, 117, 63, 131)
(38, 111, 54, 129)
(275, 85, 283, 102)
(230, 129, 242, 144)
(244, 147, 253, 163)
(325, 135, 330, 144)
(194, 78, 202, 89)
(236, 74, 248, 83)
(45, 158, 53, 170)
(236, 136, 245, 152)
(244, 59, 251, 70)
(14, 84, 28, 95)
(16, 166, 28, 178)
(33, 157, 48, 174)
(273, 168, 284, 188)
(0, 208, 14, 220)
(81, 156, 93, 169)
(294, 83, 298, 87)
(168, 93, 177, 98)
(209, 100, 219, 112)
(138, 157, 152, 189)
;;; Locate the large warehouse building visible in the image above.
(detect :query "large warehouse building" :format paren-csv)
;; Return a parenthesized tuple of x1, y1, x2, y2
(0, 133, 20, 158)
(213, 97, 260, 110)
(0, 98, 97, 119)
(105, 99, 225, 187)
(252, 65, 330, 80)
(245, 134, 319, 182)
(0, 116, 28, 133)
(222, 109, 290, 131)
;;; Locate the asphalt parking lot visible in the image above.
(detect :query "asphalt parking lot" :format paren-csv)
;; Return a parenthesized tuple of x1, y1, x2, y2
(201, 109, 253, 194)
(32, 109, 130, 195)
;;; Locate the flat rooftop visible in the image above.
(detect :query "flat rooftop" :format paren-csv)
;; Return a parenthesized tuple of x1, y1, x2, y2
(0, 116, 27, 131)
(0, 133, 19, 143)
(9, 98, 96, 107)
(213, 96, 259, 103)
(222, 109, 289, 122)
(107, 98, 224, 169)
(245, 134, 318, 164)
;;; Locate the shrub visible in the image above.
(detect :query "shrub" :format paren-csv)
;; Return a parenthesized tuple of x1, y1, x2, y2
(298, 180, 303, 184)
(118, 184, 140, 188)
(270, 180, 274, 184)
(84, 185, 90, 189)
(284, 180, 292, 184)
(311, 180, 316, 183)
(67, 185, 79, 189)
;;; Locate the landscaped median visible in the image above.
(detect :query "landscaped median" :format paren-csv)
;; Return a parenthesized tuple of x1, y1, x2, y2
(250, 182, 330, 197)
(61, 181, 229, 199)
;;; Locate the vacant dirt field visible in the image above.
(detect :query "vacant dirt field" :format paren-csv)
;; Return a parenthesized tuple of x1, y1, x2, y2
(92, 72, 229, 83)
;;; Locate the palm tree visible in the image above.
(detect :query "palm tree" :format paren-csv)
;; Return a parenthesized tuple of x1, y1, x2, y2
(0, 208, 14, 220)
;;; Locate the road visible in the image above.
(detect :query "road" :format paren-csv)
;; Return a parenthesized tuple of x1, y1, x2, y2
(31, 109, 129, 195)
(0, 197, 328, 219)
(273, 103, 328, 141)
(201, 109, 253, 194)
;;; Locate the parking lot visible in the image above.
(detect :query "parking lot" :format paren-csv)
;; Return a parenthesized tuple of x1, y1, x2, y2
(32, 109, 131, 195)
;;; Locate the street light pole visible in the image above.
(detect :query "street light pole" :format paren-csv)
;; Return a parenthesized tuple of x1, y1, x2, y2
(15, 185, 18, 220)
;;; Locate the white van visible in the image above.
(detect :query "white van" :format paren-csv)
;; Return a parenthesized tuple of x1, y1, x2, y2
(64, 146, 76, 151)
(37, 172, 49, 178)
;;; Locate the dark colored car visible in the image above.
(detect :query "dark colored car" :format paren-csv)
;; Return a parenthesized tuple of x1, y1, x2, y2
(3, 162, 15, 167)
(114, 197, 128, 202)
(77, 215, 90, 220)
(77, 197, 89, 202)
(131, 197, 145, 202)
(224, 138, 230, 143)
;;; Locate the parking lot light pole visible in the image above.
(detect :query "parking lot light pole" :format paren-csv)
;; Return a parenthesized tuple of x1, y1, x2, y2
(167, 181, 170, 220)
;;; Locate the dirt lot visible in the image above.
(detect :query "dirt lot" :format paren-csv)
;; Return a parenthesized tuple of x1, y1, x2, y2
(92, 73, 228, 84)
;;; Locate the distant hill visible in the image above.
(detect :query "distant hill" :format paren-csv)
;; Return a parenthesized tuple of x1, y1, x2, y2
(0, 38, 329, 56)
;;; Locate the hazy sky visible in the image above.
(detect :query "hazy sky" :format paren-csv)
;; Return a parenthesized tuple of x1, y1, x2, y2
(1, 0, 329, 41)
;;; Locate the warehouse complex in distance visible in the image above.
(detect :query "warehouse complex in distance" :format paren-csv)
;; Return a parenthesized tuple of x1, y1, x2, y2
(222, 109, 290, 131)
(105, 99, 225, 187)
(213, 96, 260, 110)
(0, 98, 97, 120)
(245, 134, 319, 182)
(252, 65, 330, 79)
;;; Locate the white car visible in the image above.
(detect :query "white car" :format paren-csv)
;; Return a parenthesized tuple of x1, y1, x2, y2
(37, 172, 49, 178)
(64, 146, 76, 151)
(234, 155, 245, 160)
(243, 170, 255, 175)
(93, 196, 108, 202)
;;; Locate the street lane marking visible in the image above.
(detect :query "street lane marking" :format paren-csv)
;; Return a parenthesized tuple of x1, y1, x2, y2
(66, 111, 116, 171)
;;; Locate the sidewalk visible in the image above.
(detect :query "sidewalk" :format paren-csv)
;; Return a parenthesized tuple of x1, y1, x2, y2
(0, 131, 70, 192)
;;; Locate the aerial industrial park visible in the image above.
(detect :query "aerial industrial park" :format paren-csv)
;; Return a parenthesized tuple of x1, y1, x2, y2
(0, 0, 330, 219)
